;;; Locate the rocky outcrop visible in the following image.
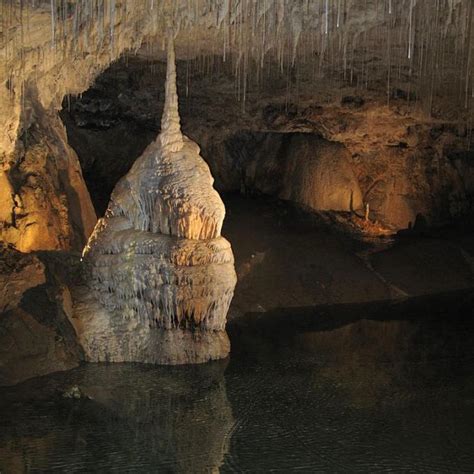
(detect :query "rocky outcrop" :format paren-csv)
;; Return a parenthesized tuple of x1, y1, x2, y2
(0, 92, 96, 252)
(0, 246, 83, 386)
(280, 134, 363, 212)
(74, 34, 236, 365)
(220, 132, 363, 212)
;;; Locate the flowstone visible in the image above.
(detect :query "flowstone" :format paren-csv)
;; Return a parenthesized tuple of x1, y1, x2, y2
(74, 32, 237, 364)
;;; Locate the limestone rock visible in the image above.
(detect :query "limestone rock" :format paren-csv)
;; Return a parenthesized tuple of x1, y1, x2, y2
(0, 247, 83, 386)
(0, 246, 46, 313)
(279, 134, 364, 212)
(224, 132, 363, 212)
(0, 95, 96, 252)
(0, 172, 14, 225)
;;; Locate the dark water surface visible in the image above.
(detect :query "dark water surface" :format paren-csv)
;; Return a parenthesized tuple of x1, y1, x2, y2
(1, 290, 474, 473)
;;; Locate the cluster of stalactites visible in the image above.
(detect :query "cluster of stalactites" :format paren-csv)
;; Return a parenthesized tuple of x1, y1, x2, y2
(3, 0, 474, 123)
(112, 186, 224, 241)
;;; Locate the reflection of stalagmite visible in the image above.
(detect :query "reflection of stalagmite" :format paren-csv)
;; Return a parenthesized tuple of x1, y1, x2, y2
(0, 362, 235, 472)
(77, 363, 235, 473)
(73, 32, 237, 364)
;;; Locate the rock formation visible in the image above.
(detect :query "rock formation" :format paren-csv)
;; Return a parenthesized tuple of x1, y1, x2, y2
(74, 32, 237, 365)
(0, 92, 96, 252)
(279, 134, 364, 212)
(0, 246, 83, 386)
(221, 132, 363, 213)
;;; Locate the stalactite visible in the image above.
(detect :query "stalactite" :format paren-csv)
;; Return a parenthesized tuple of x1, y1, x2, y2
(2, 0, 474, 135)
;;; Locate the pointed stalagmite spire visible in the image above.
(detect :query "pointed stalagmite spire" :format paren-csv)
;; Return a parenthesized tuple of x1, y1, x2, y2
(160, 29, 184, 153)
(78, 21, 235, 366)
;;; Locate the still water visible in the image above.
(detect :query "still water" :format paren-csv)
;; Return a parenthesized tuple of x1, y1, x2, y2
(1, 290, 473, 472)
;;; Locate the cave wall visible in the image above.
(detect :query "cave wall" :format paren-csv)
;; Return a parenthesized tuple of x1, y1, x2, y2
(0, 246, 83, 385)
(0, 3, 159, 251)
(62, 55, 474, 230)
(1, 88, 96, 252)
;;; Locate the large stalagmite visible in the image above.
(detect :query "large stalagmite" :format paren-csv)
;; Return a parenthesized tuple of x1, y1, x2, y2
(74, 32, 237, 364)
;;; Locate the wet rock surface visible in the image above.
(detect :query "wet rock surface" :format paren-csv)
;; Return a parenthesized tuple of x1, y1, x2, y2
(222, 195, 474, 315)
(0, 246, 83, 386)
(0, 94, 96, 253)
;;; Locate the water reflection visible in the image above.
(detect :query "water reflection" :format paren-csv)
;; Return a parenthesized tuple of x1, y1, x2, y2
(224, 289, 474, 471)
(0, 290, 473, 472)
(0, 361, 233, 473)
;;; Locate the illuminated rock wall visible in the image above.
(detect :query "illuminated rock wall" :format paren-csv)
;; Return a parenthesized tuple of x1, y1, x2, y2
(0, 1, 156, 251)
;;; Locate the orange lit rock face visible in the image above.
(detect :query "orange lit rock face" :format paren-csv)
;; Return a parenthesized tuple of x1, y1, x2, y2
(280, 135, 363, 213)
(0, 171, 14, 225)
(0, 94, 96, 252)
(226, 132, 364, 213)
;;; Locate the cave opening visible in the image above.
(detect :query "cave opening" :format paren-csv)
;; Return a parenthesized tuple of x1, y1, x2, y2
(1, 1, 474, 471)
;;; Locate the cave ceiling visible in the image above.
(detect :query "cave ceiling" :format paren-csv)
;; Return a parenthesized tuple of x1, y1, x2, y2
(1, 0, 473, 156)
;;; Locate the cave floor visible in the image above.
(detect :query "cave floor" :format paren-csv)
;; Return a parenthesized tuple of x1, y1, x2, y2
(1, 195, 474, 471)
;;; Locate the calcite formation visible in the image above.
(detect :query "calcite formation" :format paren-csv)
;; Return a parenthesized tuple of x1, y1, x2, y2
(75, 32, 237, 365)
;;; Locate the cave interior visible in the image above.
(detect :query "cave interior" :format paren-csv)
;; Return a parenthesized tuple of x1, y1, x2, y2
(1, 1, 474, 471)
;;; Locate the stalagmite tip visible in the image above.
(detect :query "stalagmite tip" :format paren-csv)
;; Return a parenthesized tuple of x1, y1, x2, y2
(160, 29, 184, 153)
